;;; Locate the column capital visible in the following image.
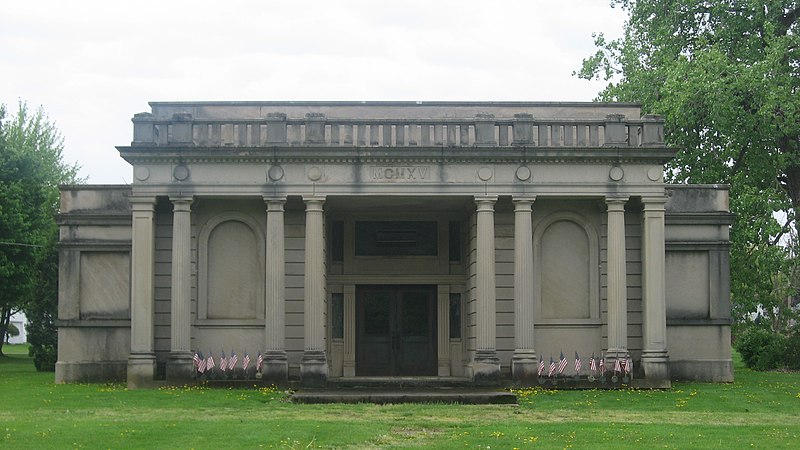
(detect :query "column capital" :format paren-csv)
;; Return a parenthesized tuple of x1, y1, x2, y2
(129, 196, 157, 210)
(605, 196, 629, 210)
(474, 195, 498, 210)
(642, 196, 668, 210)
(303, 195, 326, 210)
(512, 196, 536, 209)
(169, 196, 193, 211)
(263, 197, 286, 211)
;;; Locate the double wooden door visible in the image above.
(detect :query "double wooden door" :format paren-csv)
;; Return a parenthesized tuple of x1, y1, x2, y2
(356, 285, 437, 376)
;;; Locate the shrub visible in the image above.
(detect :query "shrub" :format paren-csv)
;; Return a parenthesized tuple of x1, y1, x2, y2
(784, 328, 800, 370)
(735, 327, 787, 371)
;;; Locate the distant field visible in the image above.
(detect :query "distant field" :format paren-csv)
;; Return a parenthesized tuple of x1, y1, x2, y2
(1, 350, 798, 449)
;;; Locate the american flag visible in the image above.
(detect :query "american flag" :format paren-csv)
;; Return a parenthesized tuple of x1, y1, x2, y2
(228, 351, 238, 371)
(589, 353, 597, 372)
(574, 352, 582, 373)
(625, 356, 632, 375)
(206, 353, 215, 371)
(614, 357, 622, 374)
(599, 355, 606, 375)
(557, 352, 568, 375)
(548, 356, 556, 377)
(242, 353, 251, 371)
(538, 358, 545, 376)
(197, 352, 205, 374)
(256, 352, 263, 372)
(219, 351, 227, 372)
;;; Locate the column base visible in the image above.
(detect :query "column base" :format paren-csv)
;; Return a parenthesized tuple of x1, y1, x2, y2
(512, 350, 538, 385)
(343, 360, 355, 378)
(300, 350, 328, 387)
(641, 350, 670, 381)
(470, 350, 500, 385)
(166, 351, 195, 382)
(127, 353, 156, 389)
(262, 350, 288, 384)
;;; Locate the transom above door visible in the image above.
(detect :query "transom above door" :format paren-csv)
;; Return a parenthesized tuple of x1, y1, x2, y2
(355, 285, 437, 376)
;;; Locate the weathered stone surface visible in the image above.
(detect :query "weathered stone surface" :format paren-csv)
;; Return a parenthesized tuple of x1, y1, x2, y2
(57, 102, 732, 387)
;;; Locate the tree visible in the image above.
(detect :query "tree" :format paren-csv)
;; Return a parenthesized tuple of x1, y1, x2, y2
(0, 101, 81, 366)
(577, 0, 800, 337)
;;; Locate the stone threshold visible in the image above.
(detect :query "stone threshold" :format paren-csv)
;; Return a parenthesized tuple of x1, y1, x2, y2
(291, 387, 517, 405)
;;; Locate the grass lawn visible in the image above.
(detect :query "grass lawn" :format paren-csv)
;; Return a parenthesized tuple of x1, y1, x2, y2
(1, 348, 798, 449)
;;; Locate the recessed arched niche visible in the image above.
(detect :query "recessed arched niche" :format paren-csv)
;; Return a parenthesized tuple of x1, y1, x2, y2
(534, 212, 599, 323)
(198, 212, 265, 322)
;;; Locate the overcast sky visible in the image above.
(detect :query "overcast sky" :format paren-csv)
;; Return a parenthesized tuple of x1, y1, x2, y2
(1, 0, 626, 184)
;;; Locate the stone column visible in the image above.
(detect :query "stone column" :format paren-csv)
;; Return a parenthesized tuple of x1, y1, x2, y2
(342, 285, 356, 377)
(471, 196, 500, 384)
(166, 197, 193, 381)
(605, 197, 630, 364)
(512, 196, 537, 384)
(641, 196, 670, 382)
(264, 197, 288, 383)
(127, 196, 157, 389)
(437, 285, 451, 377)
(301, 196, 328, 386)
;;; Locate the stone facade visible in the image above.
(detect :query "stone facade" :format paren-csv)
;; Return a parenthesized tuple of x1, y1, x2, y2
(55, 102, 733, 387)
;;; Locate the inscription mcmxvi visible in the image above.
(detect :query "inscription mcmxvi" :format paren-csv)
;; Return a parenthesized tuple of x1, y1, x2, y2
(371, 166, 430, 181)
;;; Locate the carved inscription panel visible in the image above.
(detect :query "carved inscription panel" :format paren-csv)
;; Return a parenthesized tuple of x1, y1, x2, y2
(371, 165, 430, 182)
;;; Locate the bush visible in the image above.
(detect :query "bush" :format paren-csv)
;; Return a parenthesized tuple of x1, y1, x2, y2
(784, 328, 800, 370)
(735, 327, 787, 371)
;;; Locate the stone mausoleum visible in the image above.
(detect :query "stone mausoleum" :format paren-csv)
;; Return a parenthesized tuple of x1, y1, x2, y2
(55, 101, 733, 388)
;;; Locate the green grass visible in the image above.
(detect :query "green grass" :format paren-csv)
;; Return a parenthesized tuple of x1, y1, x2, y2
(1, 351, 798, 449)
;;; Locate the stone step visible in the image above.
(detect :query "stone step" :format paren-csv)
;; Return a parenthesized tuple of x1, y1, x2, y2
(327, 376, 477, 389)
(291, 387, 517, 405)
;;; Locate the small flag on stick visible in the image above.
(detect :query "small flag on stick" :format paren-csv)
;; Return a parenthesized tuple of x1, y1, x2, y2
(229, 351, 238, 371)
(242, 353, 251, 372)
(548, 356, 556, 377)
(197, 352, 206, 374)
(538, 358, 545, 376)
(219, 351, 227, 372)
(599, 355, 606, 375)
(256, 352, 264, 372)
(614, 357, 622, 374)
(589, 353, 597, 373)
(206, 352, 215, 372)
(557, 352, 568, 375)
(625, 356, 632, 375)
(574, 352, 582, 374)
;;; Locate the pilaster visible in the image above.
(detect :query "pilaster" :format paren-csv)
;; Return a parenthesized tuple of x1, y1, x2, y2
(166, 197, 194, 381)
(641, 196, 670, 383)
(512, 196, 537, 384)
(264, 197, 288, 383)
(301, 196, 328, 386)
(471, 196, 500, 384)
(605, 197, 630, 364)
(127, 196, 156, 388)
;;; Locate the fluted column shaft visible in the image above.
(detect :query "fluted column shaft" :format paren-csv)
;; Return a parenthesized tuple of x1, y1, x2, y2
(128, 196, 156, 388)
(166, 197, 193, 381)
(265, 198, 286, 352)
(606, 197, 629, 360)
(263, 197, 288, 382)
(301, 196, 327, 386)
(512, 197, 537, 382)
(641, 196, 670, 381)
(472, 196, 500, 383)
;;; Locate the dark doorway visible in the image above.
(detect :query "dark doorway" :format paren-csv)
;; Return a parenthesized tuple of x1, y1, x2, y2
(356, 285, 437, 376)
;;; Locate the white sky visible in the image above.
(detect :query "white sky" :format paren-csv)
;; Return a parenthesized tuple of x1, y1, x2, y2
(1, 0, 626, 184)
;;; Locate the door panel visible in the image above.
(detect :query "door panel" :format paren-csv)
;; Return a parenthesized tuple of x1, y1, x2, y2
(356, 285, 436, 376)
